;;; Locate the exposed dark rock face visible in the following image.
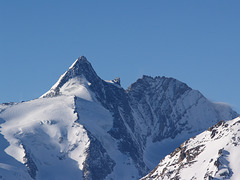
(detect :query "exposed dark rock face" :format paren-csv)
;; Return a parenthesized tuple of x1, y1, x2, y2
(142, 143, 205, 180)
(22, 144, 38, 179)
(82, 131, 116, 180)
(127, 75, 238, 144)
(127, 75, 192, 142)
(94, 83, 149, 175)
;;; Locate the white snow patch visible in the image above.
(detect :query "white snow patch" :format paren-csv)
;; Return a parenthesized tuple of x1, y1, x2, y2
(0, 96, 89, 179)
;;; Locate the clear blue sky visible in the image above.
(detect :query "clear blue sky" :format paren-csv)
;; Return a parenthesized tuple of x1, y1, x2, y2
(0, 1, 240, 112)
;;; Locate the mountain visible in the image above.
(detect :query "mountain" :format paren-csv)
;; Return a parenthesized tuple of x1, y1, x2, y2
(0, 56, 238, 180)
(141, 116, 240, 180)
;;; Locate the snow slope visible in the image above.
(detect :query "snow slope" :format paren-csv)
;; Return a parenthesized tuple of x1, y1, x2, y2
(0, 56, 238, 179)
(141, 116, 240, 180)
(0, 96, 88, 180)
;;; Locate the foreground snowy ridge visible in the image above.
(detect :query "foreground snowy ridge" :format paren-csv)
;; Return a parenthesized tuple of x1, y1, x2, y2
(0, 56, 238, 180)
(141, 116, 240, 180)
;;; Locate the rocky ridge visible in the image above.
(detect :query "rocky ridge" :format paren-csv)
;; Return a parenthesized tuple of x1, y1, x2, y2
(141, 117, 240, 180)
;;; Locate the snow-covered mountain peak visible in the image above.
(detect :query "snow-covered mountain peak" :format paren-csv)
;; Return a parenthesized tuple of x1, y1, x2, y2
(142, 116, 240, 180)
(61, 56, 99, 84)
(127, 75, 191, 95)
(77, 56, 88, 62)
(41, 56, 100, 99)
(1, 56, 238, 180)
(127, 74, 237, 150)
(69, 56, 91, 70)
